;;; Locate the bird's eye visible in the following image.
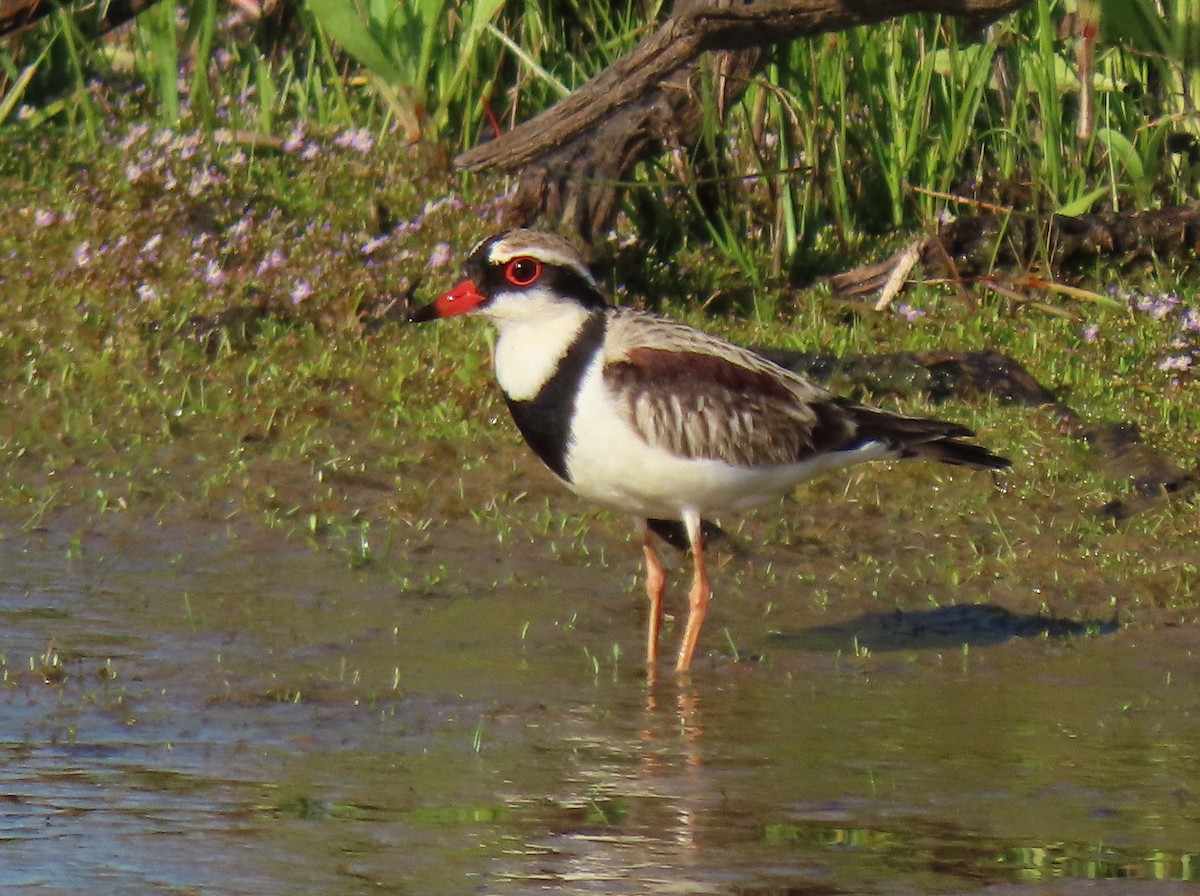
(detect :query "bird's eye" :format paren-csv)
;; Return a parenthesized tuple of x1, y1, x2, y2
(505, 257, 542, 287)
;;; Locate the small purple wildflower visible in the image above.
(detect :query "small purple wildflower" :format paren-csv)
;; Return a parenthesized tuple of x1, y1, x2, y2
(74, 241, 92, 267)
(33, 208, 56, 227)
(229, 217, 252, 240)
(390, 218, 421, 239)
(1151, 296, 1179, 320)
(137, 283, 159, 302)
(361, 235, 389, 255)
(204, 259, 225, 285)
(894, 302, 926, 322)
(479, 189, 513, 224)
(290, 281, 313, 304)
(186, 168, 217, 196)
(257, 247, 285, 273)
(283, 124, 305, 154)
(117, 123, 150, 150)
(428, 242, 452, 268)
(1082, 322, 1100, 343)
(334, 127, 374, 154)
(1157, 355, 1193, 372)
(1131, 291, 1180, 320)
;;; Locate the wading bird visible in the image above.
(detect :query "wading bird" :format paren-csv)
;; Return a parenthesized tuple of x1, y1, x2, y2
(410, 230, 1009, 675)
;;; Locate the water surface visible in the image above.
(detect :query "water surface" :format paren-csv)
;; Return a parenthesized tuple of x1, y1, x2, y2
(2, 508, 1198, 894)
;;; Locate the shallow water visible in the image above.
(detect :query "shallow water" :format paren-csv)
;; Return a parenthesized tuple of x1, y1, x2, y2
(2, 507, 1199, 895)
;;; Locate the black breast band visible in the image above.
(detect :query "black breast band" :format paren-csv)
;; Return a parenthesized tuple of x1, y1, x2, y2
(504, 311, 607, 482)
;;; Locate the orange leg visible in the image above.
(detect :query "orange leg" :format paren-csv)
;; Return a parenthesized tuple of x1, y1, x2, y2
(674, 512, 709, 675)
(641, 524, 667, 671)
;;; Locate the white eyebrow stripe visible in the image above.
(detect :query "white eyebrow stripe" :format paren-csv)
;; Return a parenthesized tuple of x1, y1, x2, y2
(486, 230, 596, 284)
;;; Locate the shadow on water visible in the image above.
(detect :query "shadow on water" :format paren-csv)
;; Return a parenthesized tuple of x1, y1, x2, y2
(770, 604, 1120, 652)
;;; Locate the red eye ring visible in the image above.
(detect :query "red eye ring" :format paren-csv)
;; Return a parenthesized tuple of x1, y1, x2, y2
(505, 257, 542, 287)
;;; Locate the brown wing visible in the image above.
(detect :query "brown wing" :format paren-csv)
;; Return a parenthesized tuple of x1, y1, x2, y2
(603, 345, 862, 467)
(601, 310, 1010, 471)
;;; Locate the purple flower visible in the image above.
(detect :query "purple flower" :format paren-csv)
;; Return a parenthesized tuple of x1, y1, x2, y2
(290, 281, 313, 304)
(422, 195, 464, 216)
(204, 259, 225, 285)
(74, 241, 92, 267)
(33, 208, 56, 227)
(117, 123, 150, 150)
(257, 247, 285, 273)
(1151, 297, 1179, 320)
(361, 235, 389, 255)
(1082, 322, 1100, 343)
(1157, 355, 1193, 372)
(1132, 292, 1180, 320)
(428, 242, 452, 268)
(335, 127, 374, 154)
(283, 124, 305, 153)
(229, 217, 252, 240)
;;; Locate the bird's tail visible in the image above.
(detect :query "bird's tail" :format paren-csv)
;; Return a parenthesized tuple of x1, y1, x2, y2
(849, 405, 1011, 471)
(902, 437, 1011, 470)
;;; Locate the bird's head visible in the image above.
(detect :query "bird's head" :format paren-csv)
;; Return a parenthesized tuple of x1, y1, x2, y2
(409, 230, 608, 324)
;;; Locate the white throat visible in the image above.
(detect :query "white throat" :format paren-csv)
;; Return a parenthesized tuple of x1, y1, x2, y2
(486, 291, 597, 401)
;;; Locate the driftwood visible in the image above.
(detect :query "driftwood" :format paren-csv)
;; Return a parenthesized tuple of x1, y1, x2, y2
(458, 0, 1034, 240)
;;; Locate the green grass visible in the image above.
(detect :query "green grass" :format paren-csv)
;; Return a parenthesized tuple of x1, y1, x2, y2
(4, 0, 1195, 273)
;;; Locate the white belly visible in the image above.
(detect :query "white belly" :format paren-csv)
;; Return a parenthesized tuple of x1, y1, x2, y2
(562, 362, 893, 518)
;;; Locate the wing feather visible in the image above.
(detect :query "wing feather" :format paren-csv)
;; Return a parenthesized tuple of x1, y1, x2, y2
(602, 311, 857, 467)
(601, 309, 1010, 472)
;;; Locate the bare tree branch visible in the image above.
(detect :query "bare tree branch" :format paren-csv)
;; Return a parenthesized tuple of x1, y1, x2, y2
(458, 0, 1034, 239)
(1, 0, 164, 39)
